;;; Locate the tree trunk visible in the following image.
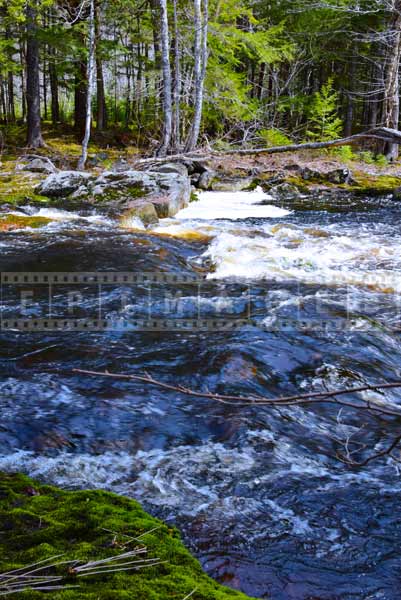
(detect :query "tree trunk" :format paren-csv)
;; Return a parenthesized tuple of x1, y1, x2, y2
(78, 0, 96, 170)
(49, 47, 60, 125)
(172, 0, 181, 149)
(5, 23, 15, 123)
(75, 60, 87, 138)
(345, 53, 356, 137)
(185, 0, 208, 152)
(156, 0, 173, 157)
(95, 0, 107, 131)
(26, 4, 44, 148)
(382, 1, 401, 159)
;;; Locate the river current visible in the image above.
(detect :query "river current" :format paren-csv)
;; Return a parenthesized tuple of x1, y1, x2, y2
(1, 187, 401, 599)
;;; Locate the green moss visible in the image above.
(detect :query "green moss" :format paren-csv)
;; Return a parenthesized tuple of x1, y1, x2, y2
(349, 172, 401, 194)
(0, 472, 253, 600)
(0, 214, 52, 231)
(0, 172, 49, 206)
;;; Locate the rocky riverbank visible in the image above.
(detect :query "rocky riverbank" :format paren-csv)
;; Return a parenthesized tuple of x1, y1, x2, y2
(2, 149, 401, 230)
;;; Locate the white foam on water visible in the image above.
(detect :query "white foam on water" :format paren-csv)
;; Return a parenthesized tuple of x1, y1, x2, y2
(174, 187, 291, 221)
(202, 223, 401, 292)
(6, 207, 112, 226)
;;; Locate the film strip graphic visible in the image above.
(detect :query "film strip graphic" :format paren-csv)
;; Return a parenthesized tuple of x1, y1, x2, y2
(0, 271, 252, 332)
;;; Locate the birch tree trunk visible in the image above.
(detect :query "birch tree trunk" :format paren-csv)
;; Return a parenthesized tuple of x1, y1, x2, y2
(26, 4, 44, 148)
(185, 0, 208, 152)
(172, 0, 181, 150)
(156, 0, 173, 157)
(382, 0, 401, 159)
(78, 0, 96, 170)
(95, 0, 107, 131)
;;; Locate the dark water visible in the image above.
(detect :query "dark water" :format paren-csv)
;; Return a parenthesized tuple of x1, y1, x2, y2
(1, 193, 401, 599)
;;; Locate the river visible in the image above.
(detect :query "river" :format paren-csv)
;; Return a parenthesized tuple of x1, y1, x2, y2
(1, 186, 401, 599)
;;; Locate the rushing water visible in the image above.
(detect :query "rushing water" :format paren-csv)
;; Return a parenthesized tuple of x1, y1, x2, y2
(1, 187, 401, 599)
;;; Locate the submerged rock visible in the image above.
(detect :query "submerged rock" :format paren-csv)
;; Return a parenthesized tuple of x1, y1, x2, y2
(0, 214, 52, 231)
(0, 471, 252, 600)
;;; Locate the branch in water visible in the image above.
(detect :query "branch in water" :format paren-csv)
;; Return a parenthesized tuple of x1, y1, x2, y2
(73, 369, 401, 467)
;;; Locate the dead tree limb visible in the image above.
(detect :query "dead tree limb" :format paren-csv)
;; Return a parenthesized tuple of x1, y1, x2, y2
(73, 369, 401, 467)
(73, 369, 401, 414)
(133, 127, 401, 166)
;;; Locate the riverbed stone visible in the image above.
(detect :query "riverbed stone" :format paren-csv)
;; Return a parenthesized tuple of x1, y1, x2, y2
(269, 182, 303, 201)
(198, 170, 216, 190)
(119, 201, 159, 226)
(211, 176, 254, 192)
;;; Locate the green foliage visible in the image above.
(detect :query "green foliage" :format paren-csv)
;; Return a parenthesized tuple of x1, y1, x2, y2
(306, 78, 343, 141)
(358, 150, 375, 164)
(332, 145, 355, 161)
(375, 154, 389, 167)
(258, 128, 292, 147)
(0, 472, 253, 600)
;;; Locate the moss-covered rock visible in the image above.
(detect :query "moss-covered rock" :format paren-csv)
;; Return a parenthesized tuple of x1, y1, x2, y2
(120, 202, 159, 227)
(0, 172, 49, 206)
(0, 472, 253, 600)
(0, 214, 52, 231)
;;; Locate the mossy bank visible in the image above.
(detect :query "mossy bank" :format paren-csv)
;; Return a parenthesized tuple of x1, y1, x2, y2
(0, 472, 254, 600)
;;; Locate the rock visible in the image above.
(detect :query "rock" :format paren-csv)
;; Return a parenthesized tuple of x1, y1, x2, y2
(150, 162, 188, 177)
(197, 170, 216, 190)
(393, 186, 401, 200)
(300, 166, 355, 185)
(111, 158, 130, 172)
(326, 168, 355, 184)
(36, 171, 94, 197)
(191, 173, 201, 186)
(148, 172, 191, 216)
(37, 168, 191, 224)
(184, 160, 209, 175)
(20, 156, 58, 175)
(211, 176, 254, 192)
(87, 152, 109, 167)
(300, 166, 322, 181)
(120, 201, 159, 227)
(269, 182, 302, 201)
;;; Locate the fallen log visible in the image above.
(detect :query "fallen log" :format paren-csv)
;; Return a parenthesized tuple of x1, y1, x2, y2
(133, 127, 401, 166)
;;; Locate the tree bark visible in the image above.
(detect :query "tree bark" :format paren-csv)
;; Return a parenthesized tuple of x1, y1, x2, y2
(185, 0, 208, 152)
(382, 1, 401, 159)
(95, 0, 107, 131)
(26, 4, 44, 148)
(78, 0, 96, 170)
(49, 48, 60, 125)
(172, 0, 181, 149)
(156, 0, 173, 157)
(74, 60, 87, 138)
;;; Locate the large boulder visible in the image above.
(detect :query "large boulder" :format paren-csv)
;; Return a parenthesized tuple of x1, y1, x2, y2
(36, 171, 94, 197)
(36, 168, 191, 223)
